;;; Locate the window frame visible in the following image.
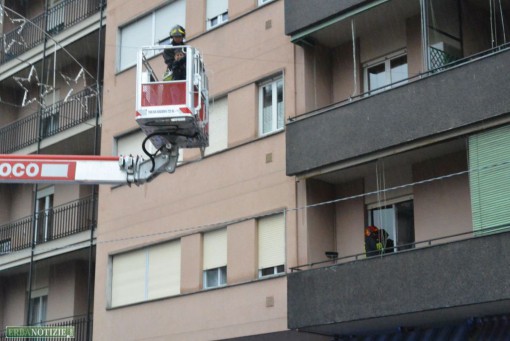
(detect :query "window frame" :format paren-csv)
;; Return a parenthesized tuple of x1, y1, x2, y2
(203, 266, 227, 289)
(118, 2, 185, 72)
(366, 196, 415, 252)
(258, 75, 284, 136)
(363, 49, 408, 95)
(258, 0, 274, 5)
(208, 11, 228, 29)
(259, 264, 285, 278)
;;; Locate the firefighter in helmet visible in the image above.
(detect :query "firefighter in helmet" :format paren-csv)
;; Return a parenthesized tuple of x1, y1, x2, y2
(163, 25, 186, 80)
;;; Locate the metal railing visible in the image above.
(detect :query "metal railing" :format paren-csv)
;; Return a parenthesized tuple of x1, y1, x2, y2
(429, 46, 460, 70)
(290, 225, 510, 272)
(0, 87, 100, 153)
(0, 0, 106, 64)
(0, 195, 97, 255)
(0, 315, 91, 341)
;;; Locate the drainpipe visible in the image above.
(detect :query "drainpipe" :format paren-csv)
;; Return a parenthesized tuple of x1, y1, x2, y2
(26, 0, 49, 326)
(420, 0, 430, 72)
(86, 1, 105, 339)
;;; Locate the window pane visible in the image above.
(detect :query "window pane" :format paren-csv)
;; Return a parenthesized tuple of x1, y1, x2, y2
(390, 55, 408, 84)
(367, 63, 386, 91)
(205, 268, 219, 287)
(262, 84, 273, 134)
(396, 200, 415, 250)
(219, 266, 227, 285)
(260, 267, 275, 277)
(276, 79, 284, 130)
(154, 1, 186, 44)
(119, 16, 152, 71)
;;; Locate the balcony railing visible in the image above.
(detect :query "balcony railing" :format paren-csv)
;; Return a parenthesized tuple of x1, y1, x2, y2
(0, 87, 100, 154)
(0, 0, 106, 64)
(0, 315, 92, 341)
(0, 195, 97, 255)
(290, 224, 510, 272)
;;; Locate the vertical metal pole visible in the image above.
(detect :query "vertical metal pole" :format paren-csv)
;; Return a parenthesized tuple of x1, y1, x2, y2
(86, 1, 105, 339)
(351, 19, 358, 97)
(458, 0, 464, 55)
(27, 0, 49, 326)
(420, 0, 430, 72)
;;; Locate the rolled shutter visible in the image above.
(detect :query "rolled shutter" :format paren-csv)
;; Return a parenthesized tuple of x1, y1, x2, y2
(207, 0, 228, 20)
(469, 125, 510, 234)
(148, 240, 181, 299)
(258, 213, 285, 269)
(111, 249, 146, 306)
(203, 228, 227, 270)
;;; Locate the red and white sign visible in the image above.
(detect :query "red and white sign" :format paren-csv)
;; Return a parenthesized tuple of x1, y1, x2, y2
(0, 160, 76, 181)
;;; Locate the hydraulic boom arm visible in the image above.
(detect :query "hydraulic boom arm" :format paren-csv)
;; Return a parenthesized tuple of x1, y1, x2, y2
(0, 146, 179, 186)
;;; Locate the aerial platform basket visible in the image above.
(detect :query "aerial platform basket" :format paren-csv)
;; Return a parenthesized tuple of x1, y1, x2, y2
(135, 45, 209, 152)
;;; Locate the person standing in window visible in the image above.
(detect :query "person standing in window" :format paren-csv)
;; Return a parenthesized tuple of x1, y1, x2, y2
(163, 25, 186, 80)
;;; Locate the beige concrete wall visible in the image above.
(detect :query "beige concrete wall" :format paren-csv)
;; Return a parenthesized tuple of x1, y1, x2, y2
(227, 219, 257, 284)
(359, 17, 407, 64)
(94, 277, 287, 341)
(9, 184, 33, 221)
(181, 233, 203, 293)
(413, 151, 472, 242)
(306, 179, 335, 265)
(406, 15, 423, 77)
(97, 0, 295, 338)
(2, 274, 26, 327)
(332, 39, 361, 102)
(48, 262, 76, 320)
(335, 179, 365, 257)
(229, 0, 257, 18)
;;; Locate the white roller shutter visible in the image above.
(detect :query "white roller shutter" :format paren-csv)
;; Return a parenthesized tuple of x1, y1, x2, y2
(203, 228, 227, 270)
(148, 240, 181, 299)
(154, 1, 186, 43)
(258, 213, 285, 269)
(207, 0, 228, 20)
(206, 97, 228, 155)
(111, 248, 146, 307)
(119, 15, 152, 71)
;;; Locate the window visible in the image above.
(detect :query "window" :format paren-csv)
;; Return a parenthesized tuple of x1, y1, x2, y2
(42, 90, 60, 137)
(111, 240, 181, 307)
(0, 239, 11, 254)
(259, 76, 284, 136)
(207, 0, 228, 29)
(35, 187, 54, 244)
(29, 294, 48, 326)
(367, 198, 415, 254)
(203, 228, 227, 289)
(47, 0, 64, 34)
(203, 266, 227, 288)
(258, 213, 285, 278)
(469, 125, 510, 235)
(118, 1, 186, 71)
(364, 52, 408, 94)
(206, 97, 228, 155)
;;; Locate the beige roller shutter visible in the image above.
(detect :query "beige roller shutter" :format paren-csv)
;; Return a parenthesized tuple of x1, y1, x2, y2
(203, 228, 227, 270)
(148, 240, 181, 299)
(258, 213, 285, 269)
(111, 248, 146, 307)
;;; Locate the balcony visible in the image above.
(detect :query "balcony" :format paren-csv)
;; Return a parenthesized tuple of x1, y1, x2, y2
(286, 45, 510, 176)
(0, 195, 97, 255)
(0, 0, 106, 65)
(0, 87, 100, 154)
(0, 315, 92, 341)
(288, 230, 510, 336)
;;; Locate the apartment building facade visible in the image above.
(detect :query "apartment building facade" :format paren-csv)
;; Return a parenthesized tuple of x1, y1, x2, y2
(92, 0, 325, 340)
(285, 0, 510, 339)
(0, 0, 105, 339)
